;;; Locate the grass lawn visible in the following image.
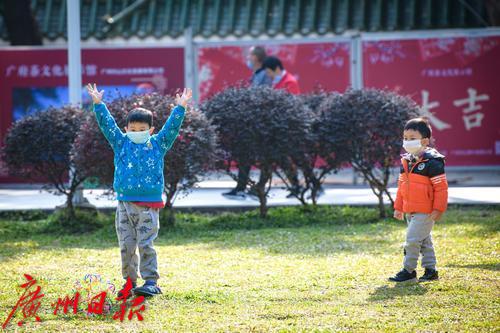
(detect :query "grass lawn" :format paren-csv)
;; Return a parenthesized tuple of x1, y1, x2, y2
(0, 206, 498, 332)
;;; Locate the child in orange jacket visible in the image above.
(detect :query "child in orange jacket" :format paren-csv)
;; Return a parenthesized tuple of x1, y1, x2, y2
(390, 117, 448, 282)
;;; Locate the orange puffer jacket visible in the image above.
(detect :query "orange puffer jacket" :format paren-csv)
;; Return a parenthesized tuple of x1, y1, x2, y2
(394, 148, 448, 214)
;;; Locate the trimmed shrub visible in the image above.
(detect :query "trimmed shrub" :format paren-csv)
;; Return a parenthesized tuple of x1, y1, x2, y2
(201, 86, 312, 217)
(319, 89, 421, 217)
(2, 105, 86, 222)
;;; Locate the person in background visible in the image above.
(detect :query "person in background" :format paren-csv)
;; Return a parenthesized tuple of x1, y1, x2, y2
(223, 46, 271, 200)
(248, 46, 273, 87)
(263, 56, 301, 95)
(262, 56, 302, 198)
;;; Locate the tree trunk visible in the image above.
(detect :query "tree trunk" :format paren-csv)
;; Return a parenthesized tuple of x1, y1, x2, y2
(258, 195, 268, 218)
(383, 188, 394, 206)
(256, 167, 272, 218)
(310, 178, 322, 206)
(311, 190, 317, 206)
(62, 192, 77, 229)
(163, 206, 176, 228)
(163, 185, 178, 227)
(377, 192, 386, 218)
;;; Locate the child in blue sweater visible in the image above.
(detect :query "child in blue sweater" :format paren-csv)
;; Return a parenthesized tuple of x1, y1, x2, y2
(86, 83, 191, 297)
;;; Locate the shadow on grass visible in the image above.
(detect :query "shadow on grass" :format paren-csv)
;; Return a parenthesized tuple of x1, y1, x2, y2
(368, 282, 428, 302)
(439, 205, 500, 237)
(446, 263, 500, 272)
(0, 206, 498, 262)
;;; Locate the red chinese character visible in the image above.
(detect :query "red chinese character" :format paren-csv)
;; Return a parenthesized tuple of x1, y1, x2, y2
(52, 292, 80, 315)
(112, 278, 145, 322)
(126, 296, 146, 321)
(87, 291, 107, 315)
(2, 274, 44, 329)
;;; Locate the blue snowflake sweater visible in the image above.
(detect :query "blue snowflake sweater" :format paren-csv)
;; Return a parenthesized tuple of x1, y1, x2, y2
(93, 102, 186, 202)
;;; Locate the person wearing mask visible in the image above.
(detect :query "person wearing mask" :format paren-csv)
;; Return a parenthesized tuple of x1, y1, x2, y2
(263, 56, 302, 198)
(248, 46, 273, 87)
(223, 46, 271, 199)
(263, 56, 300, 95)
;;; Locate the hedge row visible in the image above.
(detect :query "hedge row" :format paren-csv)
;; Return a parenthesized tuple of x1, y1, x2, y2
(2, 87, 420, 224)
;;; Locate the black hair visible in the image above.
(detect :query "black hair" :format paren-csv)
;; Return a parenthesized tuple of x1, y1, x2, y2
(404, 117, 432, 138)
(250, 46, 267, 63)
(262, 56, 284, 71)
(127, 108, 153, 127)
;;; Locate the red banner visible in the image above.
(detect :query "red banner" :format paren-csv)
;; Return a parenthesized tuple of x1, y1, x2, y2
(196, 42, 351, 100)
(0, 47, 184, 182)
(363, 36, 500, 166)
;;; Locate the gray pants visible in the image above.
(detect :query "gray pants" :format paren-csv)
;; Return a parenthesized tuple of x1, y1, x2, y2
(115, 201, 160, 282)
(403, 213, 437, 272)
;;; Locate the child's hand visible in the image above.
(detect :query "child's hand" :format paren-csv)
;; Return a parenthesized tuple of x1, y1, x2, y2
(393, 210, 404, 220)
(86, 83, 104, 104)
(175, 88, 192, 108)
(429, 209, 443, 222)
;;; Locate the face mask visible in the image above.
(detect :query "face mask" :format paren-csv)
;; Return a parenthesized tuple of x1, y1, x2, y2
(272, 74, 282, 84)
(246, 60, 254, 70)
(402, 139, 422, 155)
(126, 130, 150, 144)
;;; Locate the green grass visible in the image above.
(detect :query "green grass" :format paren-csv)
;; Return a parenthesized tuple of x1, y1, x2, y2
(0, 206, 498, 332)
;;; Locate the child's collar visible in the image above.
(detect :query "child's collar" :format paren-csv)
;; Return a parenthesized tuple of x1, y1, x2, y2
(402, 148, 430, 161)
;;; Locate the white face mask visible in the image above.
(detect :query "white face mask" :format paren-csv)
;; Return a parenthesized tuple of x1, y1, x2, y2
(402, 139, 423, 155)
(126, 130, 151, 144)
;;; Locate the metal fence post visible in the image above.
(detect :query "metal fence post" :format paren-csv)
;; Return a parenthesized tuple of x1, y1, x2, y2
(184, 27, 197, 101)
(350, 35, 363, 185)
(67, 0, 88, 206)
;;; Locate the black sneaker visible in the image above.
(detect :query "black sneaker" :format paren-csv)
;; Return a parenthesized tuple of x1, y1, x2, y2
(388, 269, 417, 282)
(222, 189, 246, 200)
(133, 280, 162, 297)
(419, 268, 439, 282)
(286, 185, 303, 199)
(117, 280, 136, 299)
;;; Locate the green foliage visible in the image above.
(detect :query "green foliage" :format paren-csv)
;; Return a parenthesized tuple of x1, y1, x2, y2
(201, 86, 315, 216)
(0, 207, 498, 331)
(2, 106, 87, 216)
(319, 89, 422, 217)
(45, 208, 106, 234)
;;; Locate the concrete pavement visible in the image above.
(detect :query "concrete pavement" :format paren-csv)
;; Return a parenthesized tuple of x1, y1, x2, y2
(0, 183, 498, 211)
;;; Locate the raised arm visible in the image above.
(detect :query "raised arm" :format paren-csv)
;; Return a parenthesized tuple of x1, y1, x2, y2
(87, 83, 125, 150)
(152, 88, 191, 154)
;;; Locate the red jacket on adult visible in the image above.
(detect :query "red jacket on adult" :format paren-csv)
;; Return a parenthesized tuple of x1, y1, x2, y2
(273, 71, 301, 95)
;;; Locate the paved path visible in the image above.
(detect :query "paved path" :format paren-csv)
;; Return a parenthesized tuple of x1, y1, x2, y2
(0, 184, 498, 211)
